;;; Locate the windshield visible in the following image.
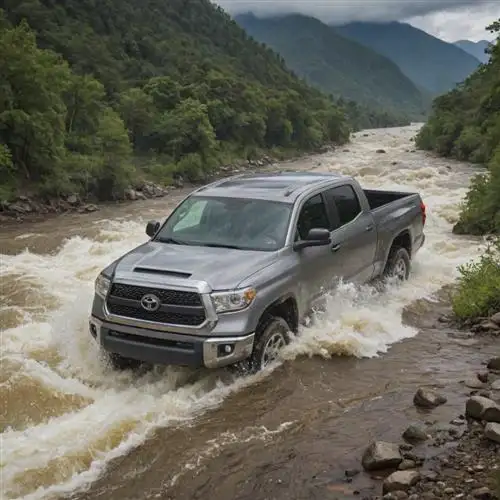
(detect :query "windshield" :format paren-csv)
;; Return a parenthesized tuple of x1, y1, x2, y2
(154, 195, 293, 251)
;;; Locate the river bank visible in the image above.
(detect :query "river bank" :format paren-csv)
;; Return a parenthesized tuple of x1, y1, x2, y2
(0, 143, 340, 225)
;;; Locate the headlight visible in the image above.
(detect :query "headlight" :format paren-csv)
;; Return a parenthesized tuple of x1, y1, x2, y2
(95, 274, 111, 298)
(211, 287, 256, 313)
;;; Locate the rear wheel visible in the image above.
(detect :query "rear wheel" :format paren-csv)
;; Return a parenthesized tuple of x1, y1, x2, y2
(384, 246, 411, 281)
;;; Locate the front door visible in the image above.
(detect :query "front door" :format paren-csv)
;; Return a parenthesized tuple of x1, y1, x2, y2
(294, 192, 347, 313)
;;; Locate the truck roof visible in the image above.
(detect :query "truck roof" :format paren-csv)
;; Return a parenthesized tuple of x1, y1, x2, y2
(193, 171, 351, 203)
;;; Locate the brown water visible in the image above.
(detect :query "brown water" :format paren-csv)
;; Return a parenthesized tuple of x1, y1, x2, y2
(1, 124, 493, 500)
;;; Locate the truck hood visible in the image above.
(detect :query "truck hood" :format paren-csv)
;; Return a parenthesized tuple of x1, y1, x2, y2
(113, 241, 278, 290)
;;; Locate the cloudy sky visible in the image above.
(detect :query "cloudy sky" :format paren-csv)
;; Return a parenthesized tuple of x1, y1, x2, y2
(217, 0, 499, 41)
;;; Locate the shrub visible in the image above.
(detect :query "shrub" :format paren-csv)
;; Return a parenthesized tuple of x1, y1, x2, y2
(452, 238, 500, 320)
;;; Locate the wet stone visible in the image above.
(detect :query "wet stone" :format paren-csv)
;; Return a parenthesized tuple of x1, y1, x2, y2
(383, 470, 421, 493)
(465, 396, 498, 420)
(464, 377, 487, 389)
(403, 424, 429, 443)
(413, 388, 447, 409)
(487, 358, 500, 371)
(484, 422, 500, 443)
(362, 441, 402, 471)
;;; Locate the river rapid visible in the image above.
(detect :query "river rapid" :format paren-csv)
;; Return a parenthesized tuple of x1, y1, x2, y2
(0, 124, 493, 500)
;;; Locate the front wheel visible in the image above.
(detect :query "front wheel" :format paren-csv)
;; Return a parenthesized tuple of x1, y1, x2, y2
(249, 316, 291, 372)
(383, 246, 411, 281)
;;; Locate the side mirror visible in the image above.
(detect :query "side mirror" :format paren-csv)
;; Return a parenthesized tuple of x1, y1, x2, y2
(146, 220, 160, 238)
(293, 228, 331, 251)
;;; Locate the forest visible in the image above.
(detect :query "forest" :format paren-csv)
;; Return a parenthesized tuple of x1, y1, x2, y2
(0, 0, 354, 202)
(416, 19, 500, 236)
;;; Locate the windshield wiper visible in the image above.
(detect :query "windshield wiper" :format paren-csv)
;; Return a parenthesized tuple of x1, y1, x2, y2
(200, 243, 245, 250)
(156, 237, 190, 245)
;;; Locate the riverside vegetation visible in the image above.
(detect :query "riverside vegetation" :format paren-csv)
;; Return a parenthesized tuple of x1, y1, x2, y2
(0, 0, 405, 208)
(416, 19, 500, 325)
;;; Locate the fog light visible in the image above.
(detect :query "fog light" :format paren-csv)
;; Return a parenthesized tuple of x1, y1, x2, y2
(89, 322, 97, 338)
(218, 343, 234, 357)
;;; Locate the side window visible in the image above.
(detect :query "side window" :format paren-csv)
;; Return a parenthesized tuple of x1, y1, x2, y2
(296, 193, 330, 239)
(329, 185, 362, 228)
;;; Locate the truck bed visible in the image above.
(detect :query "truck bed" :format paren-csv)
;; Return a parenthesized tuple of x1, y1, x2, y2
(363, 189, 417, 211)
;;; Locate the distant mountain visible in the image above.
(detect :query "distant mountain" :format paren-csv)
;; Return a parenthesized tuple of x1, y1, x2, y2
(235, 14, 428, 119)
(454, 39, 491, 64)
(335, 21, 482, 95)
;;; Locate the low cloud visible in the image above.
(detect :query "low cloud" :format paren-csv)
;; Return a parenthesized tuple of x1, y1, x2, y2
(216, 0, 496, 25)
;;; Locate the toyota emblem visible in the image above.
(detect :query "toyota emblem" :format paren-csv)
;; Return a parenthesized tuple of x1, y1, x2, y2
(140, 293, 160, 312)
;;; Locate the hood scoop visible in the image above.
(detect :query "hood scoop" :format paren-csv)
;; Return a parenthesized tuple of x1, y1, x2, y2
(133, 266, 192, 279)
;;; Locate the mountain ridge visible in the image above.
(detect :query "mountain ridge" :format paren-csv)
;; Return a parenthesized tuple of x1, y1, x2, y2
(335, 21, 482, 95)
(454, 39, 491, 63)
(235, 13, 428, 120)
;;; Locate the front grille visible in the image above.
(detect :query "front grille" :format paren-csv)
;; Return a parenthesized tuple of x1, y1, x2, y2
(107, 283, 206, 326)
(110, 283, 201, 306)
(107, 303, 205, 326)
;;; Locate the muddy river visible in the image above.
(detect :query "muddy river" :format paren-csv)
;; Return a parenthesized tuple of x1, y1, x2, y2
(1, 124, 494, 500)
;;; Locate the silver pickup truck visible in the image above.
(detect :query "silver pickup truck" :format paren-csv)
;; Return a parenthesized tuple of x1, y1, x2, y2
(89, 171, 426, 372)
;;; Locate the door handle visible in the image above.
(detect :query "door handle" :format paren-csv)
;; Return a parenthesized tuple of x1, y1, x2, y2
(365, 224, 374, 232)
(331, 243, 341, 252)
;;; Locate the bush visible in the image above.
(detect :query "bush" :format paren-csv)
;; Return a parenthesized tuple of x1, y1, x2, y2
(452, 238, 500, 320)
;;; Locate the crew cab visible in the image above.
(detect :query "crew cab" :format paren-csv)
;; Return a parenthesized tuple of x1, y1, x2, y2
(89, 171, 426, 372)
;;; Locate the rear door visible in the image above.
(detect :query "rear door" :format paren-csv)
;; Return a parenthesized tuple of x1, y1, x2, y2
(323, 183, 378, 283)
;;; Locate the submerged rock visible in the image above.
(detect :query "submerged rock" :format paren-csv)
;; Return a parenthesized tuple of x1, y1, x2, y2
(402, 424, 429, 443)
(362, 441, 402, 471)
(413, 388, 447, 409)
(487, 357, 500, 371)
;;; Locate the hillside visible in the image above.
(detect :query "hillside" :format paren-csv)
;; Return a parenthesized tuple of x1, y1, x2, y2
(454, 39, 491, 64)
(416, 19, 500, 235)
(236, 13, 428, 121)
(336, 21, 482, 96)
(0, 0, 350, 203)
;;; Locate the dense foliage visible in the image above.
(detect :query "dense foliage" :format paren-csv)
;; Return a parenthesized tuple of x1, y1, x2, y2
(452, 238, 500, 320)
(0, 1, 352, 201)
(236, 14, 428, 123)
(416, 19, 500, 235)
(336, 21, 481, 96)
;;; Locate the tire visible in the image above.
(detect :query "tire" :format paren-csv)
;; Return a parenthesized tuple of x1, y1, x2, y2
(107, 352, 142, 371)
(248, 315, 292, 373)
(383, 246, 411, 281)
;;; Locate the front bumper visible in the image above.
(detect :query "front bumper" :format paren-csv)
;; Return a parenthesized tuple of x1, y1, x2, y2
(89, 316, 254, 369)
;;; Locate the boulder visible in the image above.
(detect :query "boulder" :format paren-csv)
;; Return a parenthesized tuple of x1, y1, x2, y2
(376, 149, 387, 154)
(491, 380, 500, 391)
(465, 396, 498, 420)
(413, 388, 447, 409)
(484, 422, 500, 443)
(383, 470, 420, 493)
(464, 377, 487, 389)
(362, 441, 402, 471)
(483, 404, 500, 423)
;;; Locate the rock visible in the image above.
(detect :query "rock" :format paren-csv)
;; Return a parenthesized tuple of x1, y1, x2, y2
(383, 471, 420, 493)
(383, 492, 409, 500)
(402, 424, 429, 443)
(465, 377, 488, 389)
(362, 441, 402, 471)
(471, 486, 494, 499)
(124, 188, 137, 201)
(413, 388, 447, 409)
(483, 404, 500, 423)
(66, 194, 79, 205)
(477, 372, 489, 383)
(344, 468, 360, 478)
(376, 149, 387, 153)
(478, 321, 500, 333)
(490, 312, 500, 326)
(80, 204, 98, 213)
(465, 396, 498, 420)
(487, 358, 500, 370)
(491, 380, 500, 391)
(484, 422, 500, 443)
(398, 460, 417, 470)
